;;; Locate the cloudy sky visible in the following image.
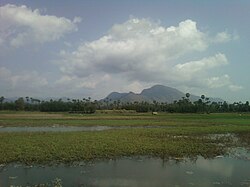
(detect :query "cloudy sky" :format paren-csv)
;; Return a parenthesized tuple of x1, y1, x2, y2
(1, 0, 250, 102)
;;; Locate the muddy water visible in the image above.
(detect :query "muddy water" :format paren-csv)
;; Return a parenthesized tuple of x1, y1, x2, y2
(0, 149, 249, 187)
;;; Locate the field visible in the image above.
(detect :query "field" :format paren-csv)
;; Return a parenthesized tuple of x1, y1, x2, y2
(0, 111, 250, 164)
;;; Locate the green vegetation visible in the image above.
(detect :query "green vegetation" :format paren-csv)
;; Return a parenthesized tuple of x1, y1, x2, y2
(0, 129, 236, 164)
(0, 111, 249, 164)
(1, 111, 250, 127)
(1, 94, 250, 113)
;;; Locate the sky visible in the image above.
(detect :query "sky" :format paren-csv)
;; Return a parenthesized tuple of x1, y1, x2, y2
(0, 0, 250, 102)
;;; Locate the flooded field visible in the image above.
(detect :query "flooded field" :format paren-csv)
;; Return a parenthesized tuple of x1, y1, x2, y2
(0, 125, 172, 132)
(1, 149, 249, 187)
(0, 126, 114, 132)
(1, 112, 250, 186)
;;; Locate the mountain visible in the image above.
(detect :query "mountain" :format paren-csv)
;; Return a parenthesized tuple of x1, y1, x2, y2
(102, 85, 224, 104)
(141, 85, 185, 102)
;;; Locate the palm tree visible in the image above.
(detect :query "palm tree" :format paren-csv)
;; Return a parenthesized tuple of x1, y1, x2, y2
(200, 95, 206, 113)
(201, 95, 205, 100)
(25, 96, 29, 103)
(0, 96, 4, 110)
(0, 96, 4, 103)
(186, 93, 190, 99)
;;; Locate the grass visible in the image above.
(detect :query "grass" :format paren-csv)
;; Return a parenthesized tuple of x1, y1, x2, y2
(0, 111, 250, 164)
(0, 130, 232, 164)
(1, 111, 250, 127)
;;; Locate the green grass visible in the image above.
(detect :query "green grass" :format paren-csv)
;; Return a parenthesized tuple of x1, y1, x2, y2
(0, 129, 234, 164)
(1, 111, 250, 127)
(0, 111, 250, 164)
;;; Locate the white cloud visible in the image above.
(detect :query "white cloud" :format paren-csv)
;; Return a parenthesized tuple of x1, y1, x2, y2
(204, 74, 243, 92)
(229, 85, 243, 92)
(73, 17, 82, 23)
(206, 74, 231, 88)
(212, 31, 239, 43)
(173, 53, 228, 80)
(124, 81, 146, 94)
(214, 32, 231, 43)
(58, 17, 240, 93)
(59, 18, 208, 79)
(0, 4, 81, 47)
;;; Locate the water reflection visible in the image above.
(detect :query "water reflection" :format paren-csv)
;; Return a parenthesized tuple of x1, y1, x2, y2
(196, 157, 233, 177)
(0, 152, 249, 187)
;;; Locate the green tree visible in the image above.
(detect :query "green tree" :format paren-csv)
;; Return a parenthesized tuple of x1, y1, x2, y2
(201, 95, 205, 100)
(244, 101, 250, 112)
(25, 96, 30, 103)
(0, 96, 4, 110)
(15, 97, 25, 111)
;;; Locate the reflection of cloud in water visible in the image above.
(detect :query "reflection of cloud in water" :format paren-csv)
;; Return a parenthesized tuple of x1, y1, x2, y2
(92, 178, 148, 187)
(196, 158, 233, 177)
(91, 178, 179, 187)
(1, 157, 250, 186)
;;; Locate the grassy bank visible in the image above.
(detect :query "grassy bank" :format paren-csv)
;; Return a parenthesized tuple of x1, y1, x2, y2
(0, 111, 250, 164)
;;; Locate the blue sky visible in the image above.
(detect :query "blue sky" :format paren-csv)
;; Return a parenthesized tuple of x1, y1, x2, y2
(0, 0, 250, 102)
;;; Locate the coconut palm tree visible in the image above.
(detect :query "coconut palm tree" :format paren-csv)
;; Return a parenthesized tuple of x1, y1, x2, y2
(0, 96, 4, 110)
(186, 93, 190, 99)
(201, 95, 205, 100)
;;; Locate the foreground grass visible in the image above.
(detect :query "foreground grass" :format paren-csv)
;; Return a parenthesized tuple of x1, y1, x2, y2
(0, 111, 250, 164)
(0, 130, 224, 164)
(0, 127, 249, 164)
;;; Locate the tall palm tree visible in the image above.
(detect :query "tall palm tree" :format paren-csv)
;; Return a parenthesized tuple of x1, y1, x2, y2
(0, 96, 4, 110)
(201, 95, 205, 100)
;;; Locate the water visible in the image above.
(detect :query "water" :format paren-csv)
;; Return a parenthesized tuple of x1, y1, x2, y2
(0, 125, 171, 132)
(0, 126, 113, 132)
(1, 151, 250, 187)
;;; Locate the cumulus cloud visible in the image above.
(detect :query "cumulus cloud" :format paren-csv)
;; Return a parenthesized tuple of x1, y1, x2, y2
(0, 4, 80, 47)
(173, 53, 228, 80)
(59, 18, 207, 78)
(57, 17, 241, 93)
(0, 16, 236, 98)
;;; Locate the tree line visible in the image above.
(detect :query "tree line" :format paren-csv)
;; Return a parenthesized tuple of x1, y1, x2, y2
(0, 94, 249, 113)
(0, 96, 96, 113)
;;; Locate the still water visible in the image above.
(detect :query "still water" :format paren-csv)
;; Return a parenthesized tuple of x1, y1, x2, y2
(0, 125, 170, 132)
(0, 150, 249, 187)
(0, 126, 113, 132)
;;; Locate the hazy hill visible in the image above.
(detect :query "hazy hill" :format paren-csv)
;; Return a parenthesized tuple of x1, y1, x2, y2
(103, 85, 223, 103)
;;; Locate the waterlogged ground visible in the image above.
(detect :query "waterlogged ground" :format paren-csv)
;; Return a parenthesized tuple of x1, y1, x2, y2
(0, 111, 250, 186)
(1, 149, 250, 187)
(0, 125, 173, 132)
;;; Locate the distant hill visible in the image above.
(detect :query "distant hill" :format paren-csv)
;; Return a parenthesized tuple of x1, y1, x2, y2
(102, 85, 224, 104)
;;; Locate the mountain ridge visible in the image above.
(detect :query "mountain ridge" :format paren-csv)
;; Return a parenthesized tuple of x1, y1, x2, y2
(103, 85, 224, 103)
